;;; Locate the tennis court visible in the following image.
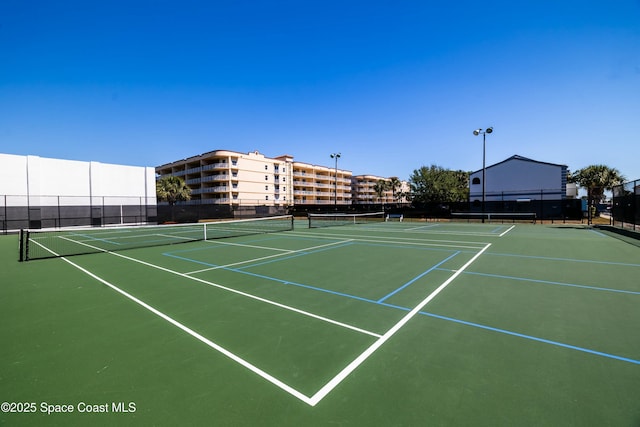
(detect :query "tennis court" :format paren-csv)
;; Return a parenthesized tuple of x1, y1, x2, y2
(1, 217, 639, 426)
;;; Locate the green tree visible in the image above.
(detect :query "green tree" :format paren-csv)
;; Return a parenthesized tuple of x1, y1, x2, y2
(568, 165, 625, 224)
(156, 176, 191, 221)
(409, 165, 469, 203)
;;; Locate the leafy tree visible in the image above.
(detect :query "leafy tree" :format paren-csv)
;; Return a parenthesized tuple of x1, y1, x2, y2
(568, 165, 625, 224)
(156, 176, 191, 221)
(409, 165, 469, 203)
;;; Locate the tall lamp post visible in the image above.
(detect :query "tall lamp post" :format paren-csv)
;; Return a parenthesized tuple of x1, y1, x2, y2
(330, 153, 341, 208)
(473, 127, 493, 223)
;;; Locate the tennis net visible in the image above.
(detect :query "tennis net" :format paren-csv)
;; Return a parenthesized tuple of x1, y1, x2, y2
(19, 215, 294, 261)
(307, 212, 385, 228)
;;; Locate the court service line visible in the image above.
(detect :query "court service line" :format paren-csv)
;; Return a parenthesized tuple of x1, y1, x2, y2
(499, 225, 516, 237)
(42, 238, 392, 405)
(184, 239, 354, 275)
(156, 233, 196, 242)
(396, 224, 440, 231)
(306, 242, 492, 406)
(357, 227, 502, 238)
(30, 239, 320, 403)
(58, 256, 315, 405)
(204, 239, 294, 252)
(56, 236, 380, 338)
(376, 251, 461, 303)
(286, 230, 489, 250)
(70, 232, 123, 246)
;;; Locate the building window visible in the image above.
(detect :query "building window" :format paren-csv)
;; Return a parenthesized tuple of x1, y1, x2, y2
(472, 177, 481, 185)
(265, 195, 269, 200)
(265, 185, 269, 190)
(265, 175, 268, 180)
(265, 165, 268, 170)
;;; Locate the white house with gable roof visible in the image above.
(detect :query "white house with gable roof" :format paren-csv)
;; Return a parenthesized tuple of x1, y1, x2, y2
(469, 155, 573, 203)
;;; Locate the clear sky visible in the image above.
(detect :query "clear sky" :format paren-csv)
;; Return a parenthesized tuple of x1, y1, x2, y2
(1, 0, 639, 182)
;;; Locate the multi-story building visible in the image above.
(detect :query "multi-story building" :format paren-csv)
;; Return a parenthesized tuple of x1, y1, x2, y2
(292, 161, 352, 206)
(351, 175, 410, 205)
(156, 150, 353, 207)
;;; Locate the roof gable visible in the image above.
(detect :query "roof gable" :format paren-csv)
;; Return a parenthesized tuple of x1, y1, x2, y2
(472, 155, 567, 174)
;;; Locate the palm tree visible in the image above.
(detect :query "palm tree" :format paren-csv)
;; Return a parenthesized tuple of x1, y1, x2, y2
(373, 179, 390, 206)
(156, 176, 191, 221)
(569, 165, 625, 224)
(388, 177, 402, 205)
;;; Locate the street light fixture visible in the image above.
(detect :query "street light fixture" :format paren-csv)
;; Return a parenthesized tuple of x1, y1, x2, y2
(330, 153, 341, 208)
(473, 127, 493, 223)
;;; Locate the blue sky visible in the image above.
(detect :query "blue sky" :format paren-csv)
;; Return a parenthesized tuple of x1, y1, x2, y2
(1, 0, 639, 181)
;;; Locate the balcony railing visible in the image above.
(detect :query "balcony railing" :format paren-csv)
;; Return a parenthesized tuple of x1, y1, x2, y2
(191, 186, 228, 194)
(202, 163, 229, 171)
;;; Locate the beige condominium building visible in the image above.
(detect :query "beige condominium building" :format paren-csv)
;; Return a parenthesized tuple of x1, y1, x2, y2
(351, 175, 411, 205)
(292, 160, 352, 206)
(156, 150, 353, 207)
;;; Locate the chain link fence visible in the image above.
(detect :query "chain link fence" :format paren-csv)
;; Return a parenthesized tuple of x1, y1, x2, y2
(612, 179, 640, 231)
(1, 195, 157, 234)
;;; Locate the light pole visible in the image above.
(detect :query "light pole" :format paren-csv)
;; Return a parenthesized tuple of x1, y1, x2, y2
(330, 153, 341, 208)
(473, 127, 493, 223)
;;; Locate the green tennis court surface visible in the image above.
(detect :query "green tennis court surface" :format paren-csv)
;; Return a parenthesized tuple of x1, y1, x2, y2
(2, 221, 639, 426)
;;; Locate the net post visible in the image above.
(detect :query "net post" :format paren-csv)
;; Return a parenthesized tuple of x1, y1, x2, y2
(25, 230, 31, 261)
(203, 223, 207, 240)
(19, 229, 24, 262)
(18, 229, 30, 262)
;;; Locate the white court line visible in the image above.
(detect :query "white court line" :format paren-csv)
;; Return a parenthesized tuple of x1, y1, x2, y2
(404, 224, 440, 231)
(57, 236, 379, 338)
(499, 225, 516, 237)
(33, 237, 384, 405)
(187, 239, 353, 275)
(205, 240, 293, 252)
(155, 233, 197, 241)
(306, 242, 492, 406)
(46, 253, 314, 404)
(35, 235, 490, 406)
(352, 225, 504, 237)
(286, 231, 488, 250)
